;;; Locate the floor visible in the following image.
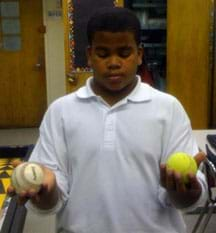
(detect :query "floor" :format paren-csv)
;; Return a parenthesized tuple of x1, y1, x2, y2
(0, 128, 216, 233)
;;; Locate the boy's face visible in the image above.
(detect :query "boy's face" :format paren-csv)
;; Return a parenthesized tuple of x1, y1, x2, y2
(87, 31, 143, 98)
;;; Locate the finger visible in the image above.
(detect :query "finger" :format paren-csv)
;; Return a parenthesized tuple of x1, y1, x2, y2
(174, 172, 186, 193)
(187, 173, 201, 190)
(30, 185, 48, 205)
(7, 186, 16, 196)
(32, 193, 41, 203)
(194, 152, 206, 167)
(17, 197, 29, 205)
(160, 164, 167, 187)
(11, 159, 23, 168)
(17, 191, 30, 205)
(166, 169, 175, 190)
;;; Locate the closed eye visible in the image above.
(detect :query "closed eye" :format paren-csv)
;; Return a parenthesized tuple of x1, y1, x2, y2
(118, 47, 132, 58)
(95, 48, 109, 58)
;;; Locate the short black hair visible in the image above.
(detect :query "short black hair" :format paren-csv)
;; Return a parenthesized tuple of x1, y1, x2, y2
(87, 7, 141, 46)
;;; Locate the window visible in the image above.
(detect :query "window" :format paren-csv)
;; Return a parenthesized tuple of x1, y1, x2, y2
(0, 1, 21, 51)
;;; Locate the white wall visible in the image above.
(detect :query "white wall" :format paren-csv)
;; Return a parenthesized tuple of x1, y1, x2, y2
(43, 0, 66, 105)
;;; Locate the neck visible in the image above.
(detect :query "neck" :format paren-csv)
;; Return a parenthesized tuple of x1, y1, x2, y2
(91, 78, 138, 106)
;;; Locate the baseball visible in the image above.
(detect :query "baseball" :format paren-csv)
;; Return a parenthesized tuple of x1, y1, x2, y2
(11, 162, 44, 194)
(166, 152, 198, 183)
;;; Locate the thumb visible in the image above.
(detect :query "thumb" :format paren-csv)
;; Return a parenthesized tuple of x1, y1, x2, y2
(194, 151, 206, 167)
(12, 159, 23, 168)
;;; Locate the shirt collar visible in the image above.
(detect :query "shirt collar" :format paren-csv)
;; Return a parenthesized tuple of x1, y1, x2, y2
(76, 76, 152, 102)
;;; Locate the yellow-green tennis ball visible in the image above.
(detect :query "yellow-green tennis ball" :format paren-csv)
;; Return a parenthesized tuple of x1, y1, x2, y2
(166, 152, 197, 183)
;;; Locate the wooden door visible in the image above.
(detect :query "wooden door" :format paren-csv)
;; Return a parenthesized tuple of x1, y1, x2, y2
(167, 0, 212, 129)
(0, 0, 47, 128)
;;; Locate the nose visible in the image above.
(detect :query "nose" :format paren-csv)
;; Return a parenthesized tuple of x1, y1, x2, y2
(107, 56, 121, 70)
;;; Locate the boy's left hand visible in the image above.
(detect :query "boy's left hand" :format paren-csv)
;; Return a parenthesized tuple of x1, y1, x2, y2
(160, 152, 206, 209)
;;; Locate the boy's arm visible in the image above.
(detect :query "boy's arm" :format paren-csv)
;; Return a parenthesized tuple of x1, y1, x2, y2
(160, 152, 206, 209)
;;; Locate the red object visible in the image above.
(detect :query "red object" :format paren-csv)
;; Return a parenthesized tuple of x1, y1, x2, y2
(137, 64, 154, 86)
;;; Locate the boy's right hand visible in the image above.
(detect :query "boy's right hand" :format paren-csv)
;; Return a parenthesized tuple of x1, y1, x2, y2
(7, 160, 58, 209)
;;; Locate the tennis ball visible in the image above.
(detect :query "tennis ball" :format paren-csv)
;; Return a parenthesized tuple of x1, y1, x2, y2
(166, 152, 197, 183)
(11, 162, 44, 194)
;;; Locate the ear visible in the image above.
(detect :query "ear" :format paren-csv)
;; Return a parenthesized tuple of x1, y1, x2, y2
(137, 47, 144, 66)
(86, 46, 92, 67)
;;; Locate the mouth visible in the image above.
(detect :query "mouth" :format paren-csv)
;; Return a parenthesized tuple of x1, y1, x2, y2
(106, 74, 123, 82)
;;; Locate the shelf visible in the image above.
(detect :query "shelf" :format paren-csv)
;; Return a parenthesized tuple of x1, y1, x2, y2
(127, 0, 167, 91)
(142, 43, 166, 48)
(141, 26, 166, 30)
(132, 3, 166, 8)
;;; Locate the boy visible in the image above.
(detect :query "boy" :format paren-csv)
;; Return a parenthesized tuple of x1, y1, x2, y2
(8, 7, 207, 233)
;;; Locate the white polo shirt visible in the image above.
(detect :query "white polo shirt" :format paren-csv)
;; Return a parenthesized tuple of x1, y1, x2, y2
(28, 77, 207, 233)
